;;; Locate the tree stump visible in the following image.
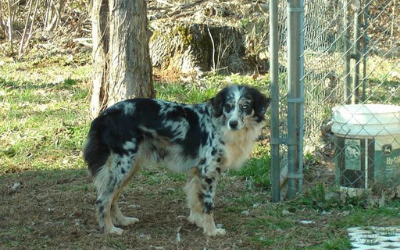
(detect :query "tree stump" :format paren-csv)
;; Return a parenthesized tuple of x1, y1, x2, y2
(150, 22, 249, 77)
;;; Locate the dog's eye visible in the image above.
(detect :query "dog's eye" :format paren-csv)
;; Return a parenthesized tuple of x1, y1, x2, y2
(224, 104, 233, 112)
(242, 104, 250, 110)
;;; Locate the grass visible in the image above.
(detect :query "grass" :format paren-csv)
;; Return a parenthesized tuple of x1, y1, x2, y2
(0, 53, 399, 250)
(0, 54, 91, 173)
(230, 143, 271, 189)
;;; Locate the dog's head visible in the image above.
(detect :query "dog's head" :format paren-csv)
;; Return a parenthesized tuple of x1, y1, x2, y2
(211, 85, 270, 130)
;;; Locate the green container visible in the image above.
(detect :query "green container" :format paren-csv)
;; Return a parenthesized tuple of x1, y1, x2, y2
(334, 136, 400, 189)
(332, 104, 400, 190)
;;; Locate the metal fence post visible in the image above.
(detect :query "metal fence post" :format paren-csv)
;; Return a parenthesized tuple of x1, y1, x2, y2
(287, 0, 304, 199)
(269, 0, 281, 202)
(297, 0, 305, 194)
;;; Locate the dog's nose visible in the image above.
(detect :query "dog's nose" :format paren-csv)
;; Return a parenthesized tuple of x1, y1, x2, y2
(229, 120, 238, 129)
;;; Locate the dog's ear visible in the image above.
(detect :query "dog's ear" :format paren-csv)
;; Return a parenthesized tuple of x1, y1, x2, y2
(249, 88, 270, 122)
(210, 88, 227, 117)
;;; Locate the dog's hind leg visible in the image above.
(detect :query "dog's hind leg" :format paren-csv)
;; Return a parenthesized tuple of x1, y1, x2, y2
(94, 152, 137, 234)
(111, 162, 141, 227)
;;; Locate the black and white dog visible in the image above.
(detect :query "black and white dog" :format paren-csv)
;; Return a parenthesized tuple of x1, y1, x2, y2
(83, 84, 270, 236)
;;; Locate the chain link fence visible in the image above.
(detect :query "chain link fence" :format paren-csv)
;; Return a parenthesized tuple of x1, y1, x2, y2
(271, 0, 400, 199)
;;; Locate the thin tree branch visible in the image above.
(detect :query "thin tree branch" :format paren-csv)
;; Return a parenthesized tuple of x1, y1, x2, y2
(18, 0, 34, 55)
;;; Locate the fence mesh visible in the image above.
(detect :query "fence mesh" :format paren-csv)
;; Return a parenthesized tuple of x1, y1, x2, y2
(274, 0, 400, 195)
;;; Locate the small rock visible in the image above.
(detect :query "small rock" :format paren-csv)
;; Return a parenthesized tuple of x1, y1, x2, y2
(241, 210, 250, 216)
(149, 247, 164, 250)
(299, 220, 315, 225)
(11, 182, 21, 191)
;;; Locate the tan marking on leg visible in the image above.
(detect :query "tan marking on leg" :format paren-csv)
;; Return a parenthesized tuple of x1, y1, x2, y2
(103, 193, 123, 235)
(111, 190, 139, 226)
(110, 161, 141, 227)
(184, 173, 204, 227)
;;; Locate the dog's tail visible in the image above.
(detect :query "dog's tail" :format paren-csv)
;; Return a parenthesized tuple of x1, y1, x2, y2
(83, 115, 111, 177)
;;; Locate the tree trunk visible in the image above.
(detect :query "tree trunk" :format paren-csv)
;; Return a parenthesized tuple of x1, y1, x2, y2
(91, 0, 155, 118)
(44, 0, 64, 32)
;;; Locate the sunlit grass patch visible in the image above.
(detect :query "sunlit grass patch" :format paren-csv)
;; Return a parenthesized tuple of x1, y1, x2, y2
(155, 82, 220, 103)
(0, 66, 90, 173)
(229, 143, 271, 189)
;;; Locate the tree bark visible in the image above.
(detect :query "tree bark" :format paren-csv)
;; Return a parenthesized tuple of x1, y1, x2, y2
(91, 0, 155, 118)
(91, 0, 109, 117)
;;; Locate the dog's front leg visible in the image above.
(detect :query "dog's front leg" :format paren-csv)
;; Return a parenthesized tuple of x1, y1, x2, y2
(184, 168, 226, 236)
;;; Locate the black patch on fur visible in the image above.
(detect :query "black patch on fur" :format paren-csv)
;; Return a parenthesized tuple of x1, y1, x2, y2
(179, 107, 206, 158)
(158, 106, 205, 159)
(83, 117, 112, 177)
(204, 201, 214, 214)
(210, 87, 229, 117)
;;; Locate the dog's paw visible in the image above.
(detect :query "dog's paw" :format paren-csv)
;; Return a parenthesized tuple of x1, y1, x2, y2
(106, 226, 124, 235)
(205, 228, 226, 236)
(118, 216, 139, 226)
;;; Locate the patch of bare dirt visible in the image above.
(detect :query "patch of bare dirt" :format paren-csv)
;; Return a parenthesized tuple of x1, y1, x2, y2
(0, 169, 251, 250)
(0, 167, 334, 250)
